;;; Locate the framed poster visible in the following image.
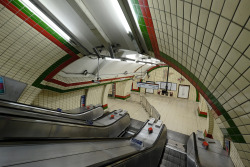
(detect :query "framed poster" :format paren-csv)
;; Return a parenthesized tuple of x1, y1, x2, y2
(146, 88, 154, 94)
(0, 77, 5, 94)
(160, 82, 167, 89)
(160, 82, 177, 91)
(155, 81, 161, 87)
(169, 83, 177, 91)
(177, 85, 190, 99)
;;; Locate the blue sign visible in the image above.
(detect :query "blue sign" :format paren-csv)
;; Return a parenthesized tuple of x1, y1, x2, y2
(81, 95, 86, 107)
(0, 77, 4, 94)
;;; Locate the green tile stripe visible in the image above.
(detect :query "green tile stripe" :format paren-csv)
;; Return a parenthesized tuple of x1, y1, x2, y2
(10, 0, 79, 54)
(160, 51, 245, 143)
(32, 54, 72, 87)
(130, 0, 153, 52)
(196, 89, 200, 102)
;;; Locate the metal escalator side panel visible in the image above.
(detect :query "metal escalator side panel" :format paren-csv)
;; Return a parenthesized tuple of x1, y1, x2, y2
(0, 114, 131, 139)
(97, 125, 167, 167)
(49, 114, 131, 138)
(0, 100, 104, 121)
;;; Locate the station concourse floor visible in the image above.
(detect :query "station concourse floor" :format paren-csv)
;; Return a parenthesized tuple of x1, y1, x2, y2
(107, 93, 207, 136)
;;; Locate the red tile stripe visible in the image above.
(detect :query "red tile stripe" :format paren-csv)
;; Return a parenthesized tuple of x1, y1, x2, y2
(146, 64, 168, 72)
(115, 94, 131, 99)
(138, 0, 161, 59)
(49, 76, 134, 87)
(102, 104, 108, 108)
(0, 0, 79, 83)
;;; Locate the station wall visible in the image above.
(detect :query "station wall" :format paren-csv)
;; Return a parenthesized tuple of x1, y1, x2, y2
(32, 89, 85, 110)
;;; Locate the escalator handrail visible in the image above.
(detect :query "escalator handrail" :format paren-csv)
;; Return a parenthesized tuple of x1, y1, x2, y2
(0, 109, 129, 129)
(0, 99, 101, 119)
(193, 132, 201, 167)
(89, 124, 167, 167)
(0, 117, 148, 142)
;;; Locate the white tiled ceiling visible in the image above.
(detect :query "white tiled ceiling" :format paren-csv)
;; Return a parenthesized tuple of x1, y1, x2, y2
(142, 0, 250, 145)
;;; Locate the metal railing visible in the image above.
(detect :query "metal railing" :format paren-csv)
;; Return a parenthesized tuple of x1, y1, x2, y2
(140, 95, 161, 121)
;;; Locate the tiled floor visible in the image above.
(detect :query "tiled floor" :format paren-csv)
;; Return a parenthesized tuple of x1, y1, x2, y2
(144, 94, 207, 136)
(107, 98, 149, 122)
(108, 93, 207, 136)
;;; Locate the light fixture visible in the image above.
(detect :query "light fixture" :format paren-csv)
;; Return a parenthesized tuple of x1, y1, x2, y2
(111, 0, 131, 33)
(20, 0, 71, 41)
(126, 60, 136, 63)
(105, 57, 121, 61)
(128, 0, 138, 24)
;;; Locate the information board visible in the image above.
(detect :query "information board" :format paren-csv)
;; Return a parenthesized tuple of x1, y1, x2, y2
(137, 82, 159, 90)
(160, 82, 177, 91)
(146, 88, 154, 94)
(177, 85, 190, 99)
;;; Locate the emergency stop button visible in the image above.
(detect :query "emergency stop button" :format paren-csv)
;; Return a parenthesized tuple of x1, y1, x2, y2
(148, 127, 153, 133)
(110, 114, 115, 119)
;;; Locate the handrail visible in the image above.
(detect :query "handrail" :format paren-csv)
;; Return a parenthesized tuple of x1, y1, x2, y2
(0, 99, 102, 120)
(140, 95, 161, 121)
(187, 132, 201, 167)
(193, 133, 201, 167)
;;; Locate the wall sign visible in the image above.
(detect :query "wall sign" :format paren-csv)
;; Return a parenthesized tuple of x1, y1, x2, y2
(137, 82, 159, 90)
(81, 95, 86, 107)
(0, 77, 5, 94)
(177, 84, 190, 99)
(146, 88, 154, 94)
(160, 82, 177, 91)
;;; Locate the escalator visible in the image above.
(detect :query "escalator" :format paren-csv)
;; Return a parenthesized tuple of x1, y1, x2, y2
(119, 118, 145, 137)
(0, 100, 131, 139)
(0, 100, 104, 121)
(0, 101, 202, 167)
(0, 119, 167, 167)
(160, 144, 187, 167)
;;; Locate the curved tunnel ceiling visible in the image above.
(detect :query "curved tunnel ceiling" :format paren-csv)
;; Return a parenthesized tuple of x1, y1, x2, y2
(129, 0, 249, 143)
(0, 0, 249, 145)
(38, 0, 138, 52)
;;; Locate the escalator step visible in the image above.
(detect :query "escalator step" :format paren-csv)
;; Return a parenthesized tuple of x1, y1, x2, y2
(163, 153, 186, 166)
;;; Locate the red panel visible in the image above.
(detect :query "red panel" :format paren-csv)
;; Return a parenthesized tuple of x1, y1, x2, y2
(145, 7, 151, 18)
(138, 0, 144, 5)
(143, 0, 149, 6)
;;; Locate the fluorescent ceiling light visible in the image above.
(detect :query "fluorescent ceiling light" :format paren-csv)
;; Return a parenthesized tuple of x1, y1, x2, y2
(111, 0, 131, 33)
(20, 0, 71, 41)
(126, 60, 136, 63)
(105, 57, 121, 61)
(128, 0, 138, 23)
